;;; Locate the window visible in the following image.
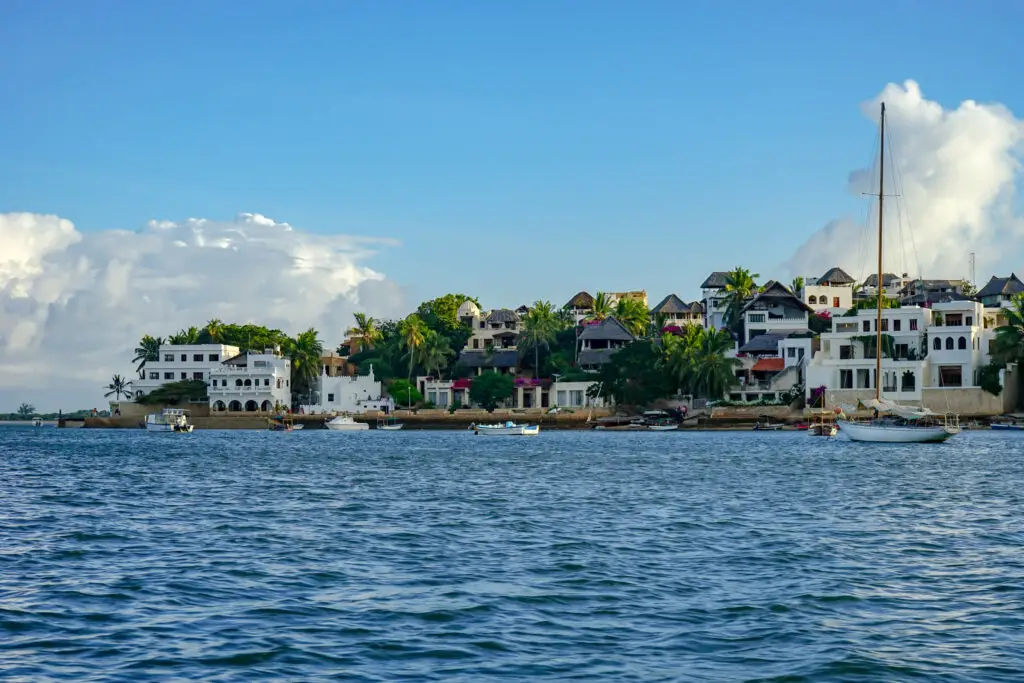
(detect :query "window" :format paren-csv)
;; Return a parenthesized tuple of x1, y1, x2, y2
(180, 354, 187, 362)
(965, 316, 972, 326)
(193, 372, 203, 380)
(472, 339, 479, 349)
(327, 393, 335, 402)
(557, 390, 567, 406)
(839, 345, 853, 360)
(748, 313, 766, 323)
(277, 378, 283, 389)
(570, 390, 584, 406)
(945, 337, 954, 350)
(863, 320, 871, 332)
(910, 319, 918, 331)
(427, 391, 437, 404)
(787, 347, 796, 358)
(264, 379, 270, 386)
(149, 372, 160, 380)
(180, 372, 187, 380)
(164, 354, 174, 362)
(901, 370, 916, 392)
(958, 336, 967, 350)
(840, 369, 853, 389)
(808, 295, 817, 304)
(193, 354, 203, 362)
(881, 319, 889, 331)
(244, 379, 252, 387)
(438, 392, 450, 407)
(479, 321, 485, 329)
(895, 343, 909, 359)
(833, 297, 840, 308)
(856, 369, 871, 389)
(235, 379, 243, 387)
(164, 372, 174, 380)
(883, 371, 897, 392)
(893, 319, 901, 332)
(933, 337, 942, 350)
(798, 348, 805, 360)
(209, 354, 219, 362)
(939, 366, 962, 387)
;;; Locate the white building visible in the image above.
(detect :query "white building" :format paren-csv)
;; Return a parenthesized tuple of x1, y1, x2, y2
(303, 364, 393, 414)
(209, 349, 291, 412)
(458, 301, 522, 353)
(926, 300, 990, 388)
(803, 266, 854, 316)
(700, 271, 732, 330)
(552, 380, 607, 408)
(741, 281, 812, 344)
(133, 343, 240, 400)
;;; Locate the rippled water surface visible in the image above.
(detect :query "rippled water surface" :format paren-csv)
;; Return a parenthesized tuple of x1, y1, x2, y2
(2, 427, 1023, 681)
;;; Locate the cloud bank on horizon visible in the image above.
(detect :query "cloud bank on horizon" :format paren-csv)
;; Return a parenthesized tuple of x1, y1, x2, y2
(787, 80, 1024, 281)
(0, 212, 407, 411)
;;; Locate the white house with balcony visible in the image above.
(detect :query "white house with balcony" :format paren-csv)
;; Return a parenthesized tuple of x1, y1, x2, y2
(302, 364, 393, 414)
(803, 266, 855, 315)
(208, 349, 291, 412)
(926, 300, 992, 388)
(741, 281, 812, 344)
(132, 343, 240, 400)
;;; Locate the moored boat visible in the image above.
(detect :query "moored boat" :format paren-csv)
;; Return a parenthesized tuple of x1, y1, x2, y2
(32, 416, 43, 427)
(991, 422, 1024, 431)
(472, 420, 540, 436)
(377, 415, 404, 430)
(145, 408, 194, 433)
(325, 415, 369, 431)
(269, 415, 302, 431)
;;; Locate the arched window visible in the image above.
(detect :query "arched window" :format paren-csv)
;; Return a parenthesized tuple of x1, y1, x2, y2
(807, 295, 817, 304)
(235, 379, 243, 387)
(244, 379, 252, 387)
(958, 336, 967, 350)
(945, 337, 954, 350)
(901, 370, 916, 392)
(933, 337, 942, 350)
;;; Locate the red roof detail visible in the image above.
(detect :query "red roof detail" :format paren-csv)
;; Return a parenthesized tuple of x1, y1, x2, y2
(452, 378, 472, 389)
(752, 358, 785, 372)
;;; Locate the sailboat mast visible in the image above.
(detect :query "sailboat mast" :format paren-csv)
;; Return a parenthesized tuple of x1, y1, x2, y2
(875, 102, 885, 401)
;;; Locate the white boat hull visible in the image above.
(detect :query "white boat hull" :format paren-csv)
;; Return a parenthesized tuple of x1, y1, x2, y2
(475, 425, 540, 436)
(325, 422, 369, 431)
(808, 424, 838, 437)
(836, 419, 953, 443)
(145, 422, 193, 433)
(379, 424, 404, 431)
(648, 424, 679, 431)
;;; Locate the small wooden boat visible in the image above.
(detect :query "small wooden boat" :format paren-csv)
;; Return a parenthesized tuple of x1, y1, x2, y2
(145, 408, 193, 433)
(269, 416, 302, 431)
(377, 416, 404, 430)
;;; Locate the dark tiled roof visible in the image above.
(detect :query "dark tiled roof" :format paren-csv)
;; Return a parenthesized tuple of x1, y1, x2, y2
(739, 333, 785, 354)
(863, 273, 898, 287)
(578, 348, 618, 366)
(459, 350, 518, 368)
(700, 271, 731, 289)
(650, 293, 688, 314)
(976, 273, 1024, 299)
(688, 301, 705, 313)
(486, 308, 519, 324)
(578, 317, 635, 342)
(222, 353, 248, 366)
(817, 266, 855, 285)
(515, 305, 530, 314)
(742, 281, 814, 313)
(565, 291, 595, 309)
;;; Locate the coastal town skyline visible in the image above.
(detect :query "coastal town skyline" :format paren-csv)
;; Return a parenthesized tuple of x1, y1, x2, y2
(3, 3, 1024, 410)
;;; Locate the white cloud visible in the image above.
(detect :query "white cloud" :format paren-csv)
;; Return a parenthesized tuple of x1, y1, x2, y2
(787, 80, 1024, 281)
(0, 212, 407, 411)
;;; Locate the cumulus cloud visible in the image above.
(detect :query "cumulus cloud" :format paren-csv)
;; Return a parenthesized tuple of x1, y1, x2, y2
(0, 212, 407, 411)
(787, 80, 1024, 280)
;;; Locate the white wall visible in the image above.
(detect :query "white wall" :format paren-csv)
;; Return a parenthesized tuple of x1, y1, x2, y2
(804, 284, 853, 315)
(209, 351, 291, 411)
(132, 344, 240, 399)
(303, 365, 392, 414)
(551, 381, 606, 408)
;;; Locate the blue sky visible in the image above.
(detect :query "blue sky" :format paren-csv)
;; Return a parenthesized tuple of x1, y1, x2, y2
(2, 0, 1022, 308)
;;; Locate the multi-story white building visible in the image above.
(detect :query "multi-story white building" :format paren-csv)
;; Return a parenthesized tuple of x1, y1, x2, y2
(208, 349, 291, 412)
(302, 364, 393, 414)
(132, 343, 240, 400)
(926, 300, 990, 388)
(700, 271, 732, 330)
(803, 267, 854, 315)
(741, 281, 812, 344)
(458, 301, 522, 353)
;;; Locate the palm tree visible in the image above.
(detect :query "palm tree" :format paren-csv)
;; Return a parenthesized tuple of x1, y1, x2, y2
(286, 328, 324, 405)
(203, 319, 223, 343)
(791, 276, 804, 299)
(722, 267, 760, 331)
(419, 330, 455, 378)
(133, 335, 164, 377)
(348, 312, 383, 351)
(590, 292, 613, 321)
(691, 328, 741, 398)
(992, 294, 1024, 365)
(398, 314, 429, 381)
(168, 326, 200, 345)
(518, 300, 560, 379)
(614, 297, 649, 337)
(104, 374, 134, 400)
(662, 324, 704, 393)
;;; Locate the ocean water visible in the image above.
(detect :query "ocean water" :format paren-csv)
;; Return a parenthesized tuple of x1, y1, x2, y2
(1, 427, 1022, 682)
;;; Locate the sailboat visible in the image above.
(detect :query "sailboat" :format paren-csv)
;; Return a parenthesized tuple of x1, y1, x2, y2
(835, 102, 958, 444)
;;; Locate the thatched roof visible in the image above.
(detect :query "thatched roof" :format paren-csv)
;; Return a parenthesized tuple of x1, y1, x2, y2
(817, 266, 855, 285)
(459, 350, 518, 369)
(976, 274, 1024, 299)
(650, 293, 688, 315)
(700, 272, 731, 289)
(565, 291, 595, 309)
(742, 281, 813, 313)
(579, 317, 635, 342)
(578, 348, 618, 366)
(486, 308, 519, 324)
(863, 273, 898, 287)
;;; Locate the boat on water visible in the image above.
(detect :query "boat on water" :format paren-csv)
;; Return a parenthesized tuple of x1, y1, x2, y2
(268, 416, 303, 432)
(376, 415, 404, 431)
(32, 416, 43, 427)
(325, 415, 369, 431)
(832, 102, 958, 444)
(145, 408, 194, 433)
(472, 420, 540, 436)
(991, 422, 1023, 431)
(648, 421, 679, 431)
(752, 422, 784, 431)
(808, 403, 839, 438)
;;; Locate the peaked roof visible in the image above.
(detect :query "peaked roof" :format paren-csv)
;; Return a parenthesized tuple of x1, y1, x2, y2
(817, 266, 855, 285)
(565, 291, 595, 309)
(738, 333, 786, 354)
(976, 273, 1024, 299)
(700, 271, 731, 289)
(650, 293, 688, 314)
(863, 273, 899, 287)
(486, 308, 519, 324)
(752, 357, 786, 373)
(579, 316, 635, 342)
(742, 281, 814, 313)
(459, 349, 518, 368)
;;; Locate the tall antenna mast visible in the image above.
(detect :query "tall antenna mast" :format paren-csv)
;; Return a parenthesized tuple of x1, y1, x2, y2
(876, 102, 885, 401)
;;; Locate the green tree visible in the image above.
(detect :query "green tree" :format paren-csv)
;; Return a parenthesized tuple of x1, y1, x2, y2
(416, 293, 479, 332)
(614, 297, 649, 337)
(589, 340, 673, 407)
(388, 378, 422, 408)
(133, 335, 163, 377)
(138, 380, 208, 405)
(348, 312, 383, 350)
(590, 292, 613, 321)
(197, 319, 224, 343)
(168, 326, 201, 345)
(398, 314, 429, 380)
(791, 276, 804, 298)
(286, 328, 324, 405)
(469, 372, 515, 412)
(992, 294, 1024, 365)
(104, 374, 133, 400)
(689, 328, 741, 399)
(518, 300, 561, 378)
(420, 330, 455, 378)
(16, 402, 35, 418)
(722, 267, 760, 331)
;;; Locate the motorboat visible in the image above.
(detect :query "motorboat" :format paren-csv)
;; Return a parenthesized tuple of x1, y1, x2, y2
(145, 408, 194, 433)
(325, 415, 369, 431)
(752, 422, 784, 431)
(991, 422, 1023, 431)
(472, 420, 540, 436)
(32, 416, 43, 427)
